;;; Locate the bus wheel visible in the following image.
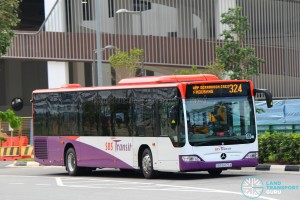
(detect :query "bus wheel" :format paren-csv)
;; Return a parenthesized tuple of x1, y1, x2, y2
(66, 148, 79, 176)
(208, 169, 223, 176)
(141, 149, 156, 179)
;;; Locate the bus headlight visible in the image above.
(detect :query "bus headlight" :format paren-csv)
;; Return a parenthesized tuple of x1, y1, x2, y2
(181, 155, 201, 162)
(244, 152, 258, 159)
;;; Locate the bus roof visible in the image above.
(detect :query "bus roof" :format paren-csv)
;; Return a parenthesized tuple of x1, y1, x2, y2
(32, 74, 253, 95)
(117, 74, 219, 86)
(32, 74, 219, 94)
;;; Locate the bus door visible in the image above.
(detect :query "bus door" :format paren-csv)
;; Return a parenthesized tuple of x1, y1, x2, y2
(156, 100, 184, 171)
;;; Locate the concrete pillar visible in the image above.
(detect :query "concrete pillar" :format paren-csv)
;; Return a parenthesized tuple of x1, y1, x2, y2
(102, 63, 112, 86)
(215, 0, 236, 39)
(72, 62, 85, 86)
(45, 0, 69, 88)
(5, 60, 22, 105)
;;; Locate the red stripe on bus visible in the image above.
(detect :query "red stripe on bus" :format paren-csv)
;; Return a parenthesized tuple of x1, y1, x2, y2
(60, 136, 80, 140)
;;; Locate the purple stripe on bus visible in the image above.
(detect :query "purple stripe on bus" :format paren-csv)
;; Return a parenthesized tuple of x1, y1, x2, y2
(34, 136, 134, 169)
(179, 155, 258, 171)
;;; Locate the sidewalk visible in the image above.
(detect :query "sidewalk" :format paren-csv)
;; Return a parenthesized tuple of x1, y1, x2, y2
(231, 164, 300, 172)
(12, 161, 41, 167)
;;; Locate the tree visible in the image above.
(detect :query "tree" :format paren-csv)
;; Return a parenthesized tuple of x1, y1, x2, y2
(175, 7, 262, 80)
(0, 0, 21, 57)
(174, 64, 225, 79)
(108, 48, 144, 82)
(215, 6, 264, 80)
(0, 109, 22, 144)
(174, 66, 201, 75)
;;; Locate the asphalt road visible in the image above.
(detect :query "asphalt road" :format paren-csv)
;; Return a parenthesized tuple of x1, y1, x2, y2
(0, 162, 299, 200)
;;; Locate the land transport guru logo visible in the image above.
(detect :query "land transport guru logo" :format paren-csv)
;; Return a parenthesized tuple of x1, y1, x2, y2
(241, 176, 264, 199)
(241, 176, 299, 199)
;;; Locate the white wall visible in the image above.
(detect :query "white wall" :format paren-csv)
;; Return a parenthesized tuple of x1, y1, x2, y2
(215, 0, 236, 39)
(44, 0, 69, 88)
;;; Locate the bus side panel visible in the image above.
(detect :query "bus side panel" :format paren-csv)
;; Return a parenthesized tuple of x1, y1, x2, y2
(132, 137, 158, 169)
(156, 137, 181, 172)
(78, 137, 134, 169)
(131, 137, 181, 172)
(34, 136, 134, 169)
(34, 136, 65, 166)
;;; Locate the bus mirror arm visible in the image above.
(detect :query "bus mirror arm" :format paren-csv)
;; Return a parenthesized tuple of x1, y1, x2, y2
(254, 89, 273, 108)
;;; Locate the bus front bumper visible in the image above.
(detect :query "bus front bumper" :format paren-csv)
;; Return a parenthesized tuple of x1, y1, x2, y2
(179, 155, 258, 172)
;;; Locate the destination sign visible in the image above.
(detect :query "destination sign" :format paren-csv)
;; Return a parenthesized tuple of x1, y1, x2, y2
(186, 82, 250, 98)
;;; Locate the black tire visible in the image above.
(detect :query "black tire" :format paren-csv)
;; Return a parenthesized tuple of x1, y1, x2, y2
(66, 148, 80, 176)
(208, 169, 223, 176)
(141, 149, 156, 179)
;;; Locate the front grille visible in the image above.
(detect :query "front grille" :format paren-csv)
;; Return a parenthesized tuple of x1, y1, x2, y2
(34, 138, 48, 159)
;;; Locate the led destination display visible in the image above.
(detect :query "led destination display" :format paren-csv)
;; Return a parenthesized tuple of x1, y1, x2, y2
(186, 82, 251, 98)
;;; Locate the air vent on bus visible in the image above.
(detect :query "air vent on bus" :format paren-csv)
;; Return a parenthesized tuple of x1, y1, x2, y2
(34, 138, 48, 159)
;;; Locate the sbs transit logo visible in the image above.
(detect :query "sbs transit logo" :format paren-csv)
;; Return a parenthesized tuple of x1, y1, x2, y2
(241, 176, 264, 199)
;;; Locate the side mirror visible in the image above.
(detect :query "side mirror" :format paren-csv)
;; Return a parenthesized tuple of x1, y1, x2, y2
(254, 89, 273, 108)
(11, 97, 24, 111)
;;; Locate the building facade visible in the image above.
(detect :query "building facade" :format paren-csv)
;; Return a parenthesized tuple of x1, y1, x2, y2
(1, 0, 300, 116)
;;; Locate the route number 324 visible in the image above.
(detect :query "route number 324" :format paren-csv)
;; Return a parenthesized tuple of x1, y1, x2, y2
(229, 84, 243, 93)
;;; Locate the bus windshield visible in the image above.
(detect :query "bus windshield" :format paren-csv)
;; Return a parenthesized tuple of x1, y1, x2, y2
(185, 96, 255, 146)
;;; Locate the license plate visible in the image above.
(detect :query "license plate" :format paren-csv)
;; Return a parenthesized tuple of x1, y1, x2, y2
(216, 163, 232, 168)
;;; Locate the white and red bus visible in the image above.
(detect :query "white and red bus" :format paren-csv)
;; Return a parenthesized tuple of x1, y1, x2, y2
(32, 74, 272, 178)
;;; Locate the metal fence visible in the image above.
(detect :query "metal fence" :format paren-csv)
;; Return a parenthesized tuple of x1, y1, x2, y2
(257, 124, 300, 134)
(0, 117, 33, 146)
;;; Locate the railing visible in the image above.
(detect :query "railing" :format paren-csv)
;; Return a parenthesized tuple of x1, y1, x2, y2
(257, 124, 300, 134)
(5, 0, 97, 62)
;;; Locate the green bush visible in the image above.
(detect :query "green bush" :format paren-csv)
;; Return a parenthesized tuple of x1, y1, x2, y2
(258, 132, 300, 164)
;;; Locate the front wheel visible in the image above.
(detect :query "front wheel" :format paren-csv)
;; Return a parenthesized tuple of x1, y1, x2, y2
(141, 149, 156, 179)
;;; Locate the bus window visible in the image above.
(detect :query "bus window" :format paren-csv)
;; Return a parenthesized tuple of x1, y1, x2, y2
(79, 91, 98, 136)
(111, 90, 131, 136)
(133, 89, 155, 137)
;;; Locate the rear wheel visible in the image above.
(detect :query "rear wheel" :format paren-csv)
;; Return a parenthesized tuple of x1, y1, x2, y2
(65, 148, 94, 176)
(141, 149, 156, 179)
(66, 148, 79, 176)
(208, 169, 223, 176)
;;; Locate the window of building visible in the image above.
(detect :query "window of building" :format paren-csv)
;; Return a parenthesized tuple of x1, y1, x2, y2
(168, 32, 177, 37)
(82, 0, 94, 21)
(193, 28, 198, 39)
(133, 0, 151, 12)
(108, 0, 114, 18)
